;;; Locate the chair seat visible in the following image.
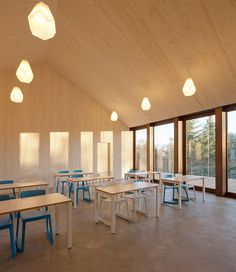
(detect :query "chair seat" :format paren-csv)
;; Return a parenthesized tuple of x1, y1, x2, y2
(0, 215, 12, 228)
(0, 194, 15, 201)
(20, 210, 51, 222)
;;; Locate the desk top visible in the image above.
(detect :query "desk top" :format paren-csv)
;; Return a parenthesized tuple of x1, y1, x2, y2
(0, 193, 71, 215)
(125, 171, 160, 176)
(96, 181, 158, 195)
(67, 175, 115, 182)
(161, 175, 204, 183)
(0, 180, 48, 191)
(54, 172, 93, 177)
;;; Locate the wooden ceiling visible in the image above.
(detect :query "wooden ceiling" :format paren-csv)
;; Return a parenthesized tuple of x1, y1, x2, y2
(1, 0, 236, 126)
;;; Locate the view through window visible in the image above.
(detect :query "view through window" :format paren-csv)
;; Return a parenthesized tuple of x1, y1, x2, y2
(154, 123, 174, 173)
(186, 115, 215, 189)
(227, 111, 236, 193)
(135, 129, 147, 170)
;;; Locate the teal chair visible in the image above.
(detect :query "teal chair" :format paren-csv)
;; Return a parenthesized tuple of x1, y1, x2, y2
(0, 196, 16, 258)
(0, 180, 16, 201)
(16, 189, 54, 253)
(162, 173, 189, 204)
(56, 170, 69, 194)
(69, 170, 91, 205)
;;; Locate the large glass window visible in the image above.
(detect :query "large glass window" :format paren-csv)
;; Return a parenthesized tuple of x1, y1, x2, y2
(186, 115, 215, 189)
(154, 123, 174, 173)
(227, 111, 236, 193)
(135, 129, 147, 170)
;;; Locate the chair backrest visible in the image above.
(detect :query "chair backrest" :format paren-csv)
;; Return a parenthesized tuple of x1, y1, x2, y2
(71, 169, 83, 178)
(58, 170, 69, 174)
(20, 189, 46, 198)
(0, 180, 14, 185)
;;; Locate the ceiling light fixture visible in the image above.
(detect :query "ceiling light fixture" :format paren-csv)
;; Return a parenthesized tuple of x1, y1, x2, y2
(16, 60, 34, 83)
(28, 1, 56, 40)
(111, 111, 118, 121)
(182, 78, 196, 96)
(141, 97, 151, 111)
(10, 87, 24, 103)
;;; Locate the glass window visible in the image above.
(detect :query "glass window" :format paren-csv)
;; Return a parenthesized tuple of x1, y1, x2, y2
(100, 131, 113, 175)
(186, 116, 215, 189)
(227, 111, 236, 193)
(121, 131, 133, 176)
(20, 133, 39, 174)
(135, 129, 147, 170)
(50, 132, 69, 170)
(81, 132, 93, 172)
(154, 123, 174, 173)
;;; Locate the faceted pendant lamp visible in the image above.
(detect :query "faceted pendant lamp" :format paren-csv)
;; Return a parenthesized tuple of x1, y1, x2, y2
(10, 87, 24, 103)
(16, 60, 34, 83)
(182, 78, 196, 96)
(111, 111, 118, 121)
(141, 97, 151, 111)
(28, 1, 56, 40)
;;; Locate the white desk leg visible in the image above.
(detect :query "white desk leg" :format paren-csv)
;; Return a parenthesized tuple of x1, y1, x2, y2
(178, 182, 182, 210)
(55, 205, 60, 235)
(110, 195, 116, 234)
(74, 182, 77, 209)
(159, 179, 163, 204)
(202, 178, 205, 202)
(156, 186, 160, 218)
(94, 190, 99, 223)
(67, 202, 72, 249)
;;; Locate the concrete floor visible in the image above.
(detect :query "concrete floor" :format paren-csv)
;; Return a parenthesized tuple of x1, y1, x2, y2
(1, 192, 236, 272)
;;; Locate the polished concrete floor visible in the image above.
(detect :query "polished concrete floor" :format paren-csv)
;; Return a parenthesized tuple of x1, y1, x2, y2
(1, 191, 236, 272)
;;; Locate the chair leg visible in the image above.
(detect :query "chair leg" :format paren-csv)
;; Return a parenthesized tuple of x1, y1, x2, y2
(16, 221, 26, 253)
(61, 182, 65, 194)
(193, 186, 197, 200)
(133, 199, 137, 222)
(183, 187, 189, 202)
(48, 216, 54, 245)
(15, 214, 20, 252)
(163, 186, 166, 202)
(9, 225, 16, 258)
(45, 217, 49, 234)
(56, 181, 59, 193)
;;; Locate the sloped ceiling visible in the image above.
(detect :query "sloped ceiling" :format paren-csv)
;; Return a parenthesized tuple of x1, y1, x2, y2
(1, 0, 236, 127)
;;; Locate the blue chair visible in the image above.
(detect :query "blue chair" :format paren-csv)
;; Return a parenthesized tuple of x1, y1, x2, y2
(56, 170, 69, 194)
(16, 189, 54, 253)
(0, 180, 16, 201)
(162, 173, 189, 204)
(0, 196, 16, 258)
(69, 170, 91, 205)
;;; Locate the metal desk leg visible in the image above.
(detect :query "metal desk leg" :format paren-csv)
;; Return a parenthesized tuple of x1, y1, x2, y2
(67, 202, 72, 249)
(202, 178, 205, 202)
(110, 195, 116, 234)
(178, 182, 182, 210)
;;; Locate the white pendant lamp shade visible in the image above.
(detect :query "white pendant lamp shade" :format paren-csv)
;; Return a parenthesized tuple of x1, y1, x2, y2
(16, 60, 34, 83)
(182, 78, 196, 96)
(111, 111, 118, 121)
(141, 97, 151, 111)
(10, 87, 24, 103)
(28, 1, 56, 40)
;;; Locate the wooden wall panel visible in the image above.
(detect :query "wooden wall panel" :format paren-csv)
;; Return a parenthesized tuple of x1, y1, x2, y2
(0, 63, 128, 185)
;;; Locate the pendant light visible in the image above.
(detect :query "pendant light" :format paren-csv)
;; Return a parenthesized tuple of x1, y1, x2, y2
(182, 78, 196, 96)
(111, 111, 118, 121)
(28, 1, 56, 40)
(141, 97, 151, 111)
(16, 60, 34, 83)
(10, 87, 24, 103)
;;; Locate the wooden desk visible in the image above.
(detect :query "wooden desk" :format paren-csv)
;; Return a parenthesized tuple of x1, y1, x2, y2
(125, 171, 160, 183)
(95, 182, 160, 233)
(66, 176, 115, 208)
(160, 175, 205, 210)
(0, 193, 72, 248)
(53, 171, 93, 193)
(0, 180, 48, 193)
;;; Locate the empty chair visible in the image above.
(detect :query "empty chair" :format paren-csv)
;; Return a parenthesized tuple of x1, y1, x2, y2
(56, 170, 69, 194)
(16, 189, 54, 253)
(0, 196, 16, 258)
(69, 170, 91, 206)
(0, 180, 16, 201)
(162, 173, 189, 204)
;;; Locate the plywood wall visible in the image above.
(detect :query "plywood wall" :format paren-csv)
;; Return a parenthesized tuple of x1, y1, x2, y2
(0, 63, 128, 185)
